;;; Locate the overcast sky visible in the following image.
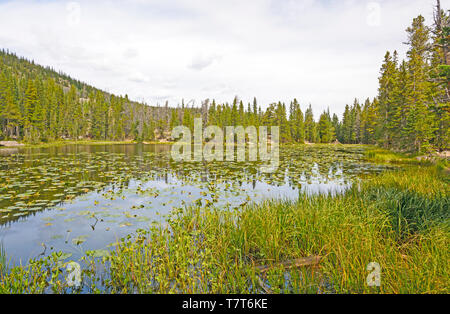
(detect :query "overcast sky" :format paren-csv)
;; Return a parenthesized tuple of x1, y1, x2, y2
(0, 0, 444, 117)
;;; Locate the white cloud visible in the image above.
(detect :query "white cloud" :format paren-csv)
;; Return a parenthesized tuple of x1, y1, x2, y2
(0, 0, 441, 117)
(189, 53, 221, 71)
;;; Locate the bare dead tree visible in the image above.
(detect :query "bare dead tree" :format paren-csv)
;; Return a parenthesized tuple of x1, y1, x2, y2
(433, 0, 450, 95)
(434, 0, 448, 66)
(201, 98, 210, 123)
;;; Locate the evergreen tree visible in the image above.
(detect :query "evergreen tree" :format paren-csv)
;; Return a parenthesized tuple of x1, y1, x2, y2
(404, 16, 436, 152)
(318, 110, 334, 143)
(304, 105, 315, 143)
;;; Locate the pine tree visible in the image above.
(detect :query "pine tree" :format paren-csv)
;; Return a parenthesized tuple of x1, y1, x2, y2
(0, 71, 19, 138)
(377, 51, 399, 147)
(318, 110, 334, 143)
(23, 79, 39, 142)
(231, 97, 238, 126)
(207, 101, 216, 126)
(332, 113, 340, 143)
(238, 100, 244, 126)
(289, 99, 305, 143)
(404, 16, 436, 152)
(304, 105, 315, 143)
(253, 98, 259, 127)
(352, 99, 362, 144)
(430, 1, 450, 151)
(341, 104, 352, 143)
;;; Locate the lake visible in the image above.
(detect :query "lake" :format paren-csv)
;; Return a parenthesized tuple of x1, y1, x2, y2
(0, 144, 392, 265)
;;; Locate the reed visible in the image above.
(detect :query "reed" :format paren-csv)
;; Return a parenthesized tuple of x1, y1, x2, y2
(0, 243, 6, 274)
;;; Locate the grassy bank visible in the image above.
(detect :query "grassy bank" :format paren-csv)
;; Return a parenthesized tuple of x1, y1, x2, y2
(0, 165, 448, 294)
(364, 147, 422, 164)
(364, 146, 449, 166)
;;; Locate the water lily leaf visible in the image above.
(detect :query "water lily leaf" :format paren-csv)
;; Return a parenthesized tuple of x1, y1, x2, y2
(72, 235, 89, 246)
(87, 249, 110, 258)
(56, 252, 73, 261)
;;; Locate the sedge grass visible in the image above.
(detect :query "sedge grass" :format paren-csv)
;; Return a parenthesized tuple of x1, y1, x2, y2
(0, 243, 6, 274)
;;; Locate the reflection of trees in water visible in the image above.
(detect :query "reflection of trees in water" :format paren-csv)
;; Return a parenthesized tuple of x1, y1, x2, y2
(0, 148, 19, 156)
(0, 144, 387, 226)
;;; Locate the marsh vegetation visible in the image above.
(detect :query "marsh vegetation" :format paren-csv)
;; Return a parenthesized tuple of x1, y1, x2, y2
(0, 1, 448, 295)
(0, 143, 448, 294)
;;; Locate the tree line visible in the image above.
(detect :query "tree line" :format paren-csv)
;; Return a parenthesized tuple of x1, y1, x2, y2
(174, 5, 449, 153)
(0, 50, 201, 144)
(0, 2, 448, 152)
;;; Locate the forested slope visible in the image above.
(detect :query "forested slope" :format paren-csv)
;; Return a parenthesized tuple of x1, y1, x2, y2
(0, 3, 448, 153)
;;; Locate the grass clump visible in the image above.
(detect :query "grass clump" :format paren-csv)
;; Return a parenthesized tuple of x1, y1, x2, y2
(0, 244, 6, 274)
(364, 147, 420, 164)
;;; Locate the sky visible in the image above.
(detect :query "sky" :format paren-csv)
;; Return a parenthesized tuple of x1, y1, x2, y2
(0, 0, 445, 117)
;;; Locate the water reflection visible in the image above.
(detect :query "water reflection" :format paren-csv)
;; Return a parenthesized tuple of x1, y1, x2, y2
(0, 144, 391, 264)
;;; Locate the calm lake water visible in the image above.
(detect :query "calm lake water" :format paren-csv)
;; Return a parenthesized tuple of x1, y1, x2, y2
(0, 144, 391, 265)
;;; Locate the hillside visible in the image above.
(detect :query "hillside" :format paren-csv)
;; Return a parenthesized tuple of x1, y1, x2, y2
(0, 50, 188, 143)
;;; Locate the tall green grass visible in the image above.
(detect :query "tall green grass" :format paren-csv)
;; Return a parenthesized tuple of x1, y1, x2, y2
(363, 147, 447, 166)
(99, 166, 450, 294)
(0, 243, 6, 274)
(0, 166, 448, 294)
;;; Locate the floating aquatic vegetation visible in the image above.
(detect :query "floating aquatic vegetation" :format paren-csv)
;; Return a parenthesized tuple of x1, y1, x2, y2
(0, 144, 393, 266)
(72, 236, 89, 246)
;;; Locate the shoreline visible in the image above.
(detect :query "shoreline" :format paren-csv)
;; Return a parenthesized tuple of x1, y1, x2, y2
(0, 140, 175, 149)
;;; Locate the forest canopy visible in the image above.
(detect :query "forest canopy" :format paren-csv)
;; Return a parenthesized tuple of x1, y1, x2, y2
(0, 3, 448, 153)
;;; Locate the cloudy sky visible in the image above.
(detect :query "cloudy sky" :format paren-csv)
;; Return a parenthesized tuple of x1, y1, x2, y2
(0, 0, 443, 117)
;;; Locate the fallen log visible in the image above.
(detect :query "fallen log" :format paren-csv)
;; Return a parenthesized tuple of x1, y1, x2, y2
(256, 256, 322, 274)
(257, 276, 273, 294)
(255, 256, 323, 293)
